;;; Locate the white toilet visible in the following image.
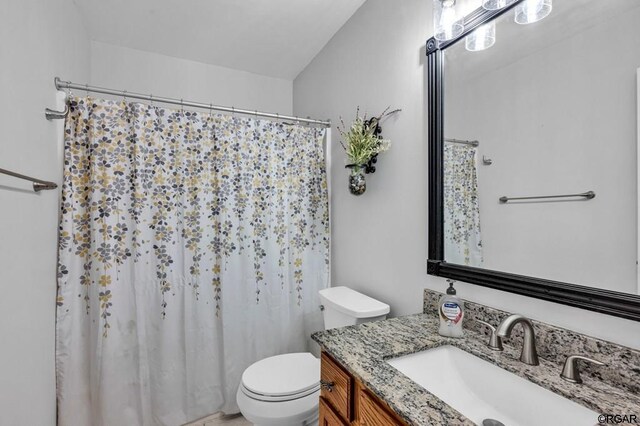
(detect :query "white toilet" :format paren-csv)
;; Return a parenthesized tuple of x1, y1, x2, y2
(236, 286, 390, 426)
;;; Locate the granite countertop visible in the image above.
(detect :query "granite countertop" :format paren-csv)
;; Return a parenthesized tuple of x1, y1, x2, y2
(312, 314, 640, 425)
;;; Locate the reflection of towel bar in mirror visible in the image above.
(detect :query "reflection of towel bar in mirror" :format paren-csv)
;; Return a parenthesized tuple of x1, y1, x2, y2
(499, 191, 595, 203)
(445, 138, 479, 147)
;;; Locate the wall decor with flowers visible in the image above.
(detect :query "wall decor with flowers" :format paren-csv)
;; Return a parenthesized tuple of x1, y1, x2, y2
(338, 106, 400, 195)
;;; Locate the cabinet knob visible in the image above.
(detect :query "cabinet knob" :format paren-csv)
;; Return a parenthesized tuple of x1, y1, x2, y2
(320, 380, 335, 392)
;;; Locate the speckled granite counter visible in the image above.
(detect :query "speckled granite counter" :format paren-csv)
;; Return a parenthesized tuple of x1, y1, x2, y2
(312, 313, 640, 425)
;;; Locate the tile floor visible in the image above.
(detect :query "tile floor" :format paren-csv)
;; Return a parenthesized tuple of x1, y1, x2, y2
(184, 412, 252, 426)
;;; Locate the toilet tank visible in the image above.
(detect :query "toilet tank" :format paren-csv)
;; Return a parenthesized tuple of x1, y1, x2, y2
(319, 286, 390, 330)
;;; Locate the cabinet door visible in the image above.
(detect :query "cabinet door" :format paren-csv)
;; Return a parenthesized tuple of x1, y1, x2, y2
(321, 352, 353, 421)
(358, 387, 405, 426)
(320, 397, 348, 426)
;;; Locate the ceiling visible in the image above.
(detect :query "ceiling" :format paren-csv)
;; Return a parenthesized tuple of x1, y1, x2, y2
(74, 0, 367, 80)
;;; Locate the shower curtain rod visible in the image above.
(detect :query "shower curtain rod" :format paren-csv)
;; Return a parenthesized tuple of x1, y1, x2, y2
(445, 138, 479, 147)
(51, 77, 331, 127)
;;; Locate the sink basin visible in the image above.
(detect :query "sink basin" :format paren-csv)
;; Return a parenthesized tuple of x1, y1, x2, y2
(387, 345, 598, 426)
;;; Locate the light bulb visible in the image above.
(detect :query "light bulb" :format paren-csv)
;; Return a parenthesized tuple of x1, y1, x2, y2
(434, 0, 464, 41)
(465, 21, 496, 51)
(482, 0, 516, 11)
(515, 0, 552, 24)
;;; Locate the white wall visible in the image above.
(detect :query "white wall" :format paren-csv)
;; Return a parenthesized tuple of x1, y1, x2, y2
(294, 0, 431, 322)
(90, 41, 293, 115)
(445, 7, 640, 294)
(293, 0, 640, 349)
(0, 1, 91, 424)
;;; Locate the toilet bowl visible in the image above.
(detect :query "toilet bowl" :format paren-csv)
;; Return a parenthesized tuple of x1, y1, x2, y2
(236, 286, 390, 425)
(236, 353, 320, 426)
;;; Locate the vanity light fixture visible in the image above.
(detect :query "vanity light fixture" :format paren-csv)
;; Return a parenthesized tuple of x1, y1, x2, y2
(482, 0, 516, 11)
(515, 0, 552, 24)
(434, 0, 464, 41)
(465, 21, 496, 51)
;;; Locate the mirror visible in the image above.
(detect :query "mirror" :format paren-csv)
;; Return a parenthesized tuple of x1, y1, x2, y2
(427, 0, 640, 320)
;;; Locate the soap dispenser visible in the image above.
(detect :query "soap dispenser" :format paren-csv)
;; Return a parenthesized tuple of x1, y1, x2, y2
(438, 280, 464, 338)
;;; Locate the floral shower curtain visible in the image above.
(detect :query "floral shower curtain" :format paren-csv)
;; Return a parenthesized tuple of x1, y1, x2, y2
(444, 143, 483, 267)
(56, 96, 329, 426)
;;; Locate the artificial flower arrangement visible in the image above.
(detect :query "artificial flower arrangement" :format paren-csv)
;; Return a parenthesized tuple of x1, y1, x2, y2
(338, 106, 401, 195)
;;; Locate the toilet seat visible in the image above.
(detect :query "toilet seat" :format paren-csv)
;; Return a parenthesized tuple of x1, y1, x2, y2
(240, 352, 320, 402)
(240, 382, 320, 402)
(237, 352, 320, 425)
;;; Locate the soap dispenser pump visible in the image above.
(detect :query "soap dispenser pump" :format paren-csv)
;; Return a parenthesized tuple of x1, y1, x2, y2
(438, 280, 464, 338)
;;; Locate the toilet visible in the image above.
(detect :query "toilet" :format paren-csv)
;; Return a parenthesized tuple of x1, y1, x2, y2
(236, 286, 390, 425)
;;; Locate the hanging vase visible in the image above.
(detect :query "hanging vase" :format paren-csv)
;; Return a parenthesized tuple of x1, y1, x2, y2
(348, 167, 366, 196)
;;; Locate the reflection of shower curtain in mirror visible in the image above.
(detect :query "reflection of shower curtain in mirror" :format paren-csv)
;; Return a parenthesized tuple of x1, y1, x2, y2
(444, 144, 483, 266)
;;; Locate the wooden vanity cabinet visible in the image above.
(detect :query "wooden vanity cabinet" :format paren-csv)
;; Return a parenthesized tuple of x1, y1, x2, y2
(320, 352, 408, 426)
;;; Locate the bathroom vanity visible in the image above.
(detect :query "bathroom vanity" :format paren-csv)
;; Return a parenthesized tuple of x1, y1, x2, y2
(312, 290, 640, 425)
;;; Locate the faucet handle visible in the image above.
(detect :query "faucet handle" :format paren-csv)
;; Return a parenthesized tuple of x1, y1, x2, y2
(472, 318, 504, 351)
(560, 355, 606, 384)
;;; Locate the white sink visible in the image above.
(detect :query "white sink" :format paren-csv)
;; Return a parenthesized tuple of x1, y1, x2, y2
(387, 345, 598, 426)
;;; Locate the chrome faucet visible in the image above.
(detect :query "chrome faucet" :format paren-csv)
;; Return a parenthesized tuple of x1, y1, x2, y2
(496, 314, 539, 366)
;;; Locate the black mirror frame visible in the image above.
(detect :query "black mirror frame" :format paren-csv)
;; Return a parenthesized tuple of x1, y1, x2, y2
(426, 1, 640, 322)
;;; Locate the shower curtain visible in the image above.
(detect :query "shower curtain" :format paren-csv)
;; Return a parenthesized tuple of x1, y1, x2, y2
(56, 96, 329, 426)
(443, 143, 483, 267)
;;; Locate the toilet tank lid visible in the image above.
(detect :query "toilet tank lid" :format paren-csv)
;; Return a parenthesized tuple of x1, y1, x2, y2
(319, 286, 390, 318)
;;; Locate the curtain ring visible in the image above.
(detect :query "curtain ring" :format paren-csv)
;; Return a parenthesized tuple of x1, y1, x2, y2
(209, 103, 213, 118)
(85, 83, 90, 97)
(180, 99, 184, 113)
(254, 110, 258, 119)
(122, 90, 127, 103)
(150, 94, 154, 107)
(231, 106, 235, 117)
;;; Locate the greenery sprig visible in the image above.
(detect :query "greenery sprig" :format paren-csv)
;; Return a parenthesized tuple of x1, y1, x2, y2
(338, 106, 401, 173)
